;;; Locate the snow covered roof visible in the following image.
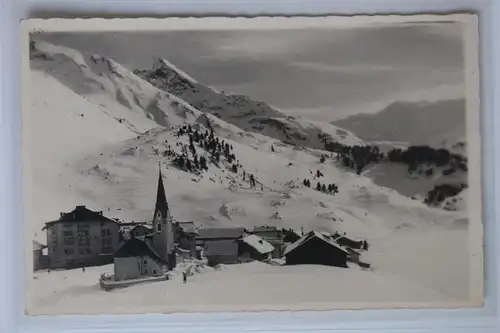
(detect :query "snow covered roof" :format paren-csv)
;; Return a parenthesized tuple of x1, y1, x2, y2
(205, 240, 238, 256)
(253, 226, 279, 232)
(43, 205, 118, 230)
(283, 231, 350, 256)
(176, 221, 198, 234)
(197, 227, 246, 240)
(240, 235, 275, 254)
(131, 224, 152, 231)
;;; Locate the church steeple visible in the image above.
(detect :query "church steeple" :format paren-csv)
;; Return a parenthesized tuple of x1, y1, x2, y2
(151, 164, 175, 269)
(154, 165, 169, 220)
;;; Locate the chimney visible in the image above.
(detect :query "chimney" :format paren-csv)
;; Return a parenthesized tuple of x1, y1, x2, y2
(60, 213, 63, 218)
(301, 226, 304, 236)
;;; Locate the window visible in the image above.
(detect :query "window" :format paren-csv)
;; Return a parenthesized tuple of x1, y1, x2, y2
(153, 270, 157, 275)
(64, 249, 74, 255)
(102, 238, 112, 246)
(79, 238, 90, 246)
(77, 230, 89, 238)
(156, 223, 162, 232)
(63, 230, 75, 245)
(77, 223, 89, 229)
(143, 260, 148, 264)
(144, 270, 148, 275)
(64, 239, 74, 246)
(101, 229, 111, 237)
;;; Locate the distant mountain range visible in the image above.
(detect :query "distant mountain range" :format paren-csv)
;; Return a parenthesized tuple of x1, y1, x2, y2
(333, 99, 466, 150)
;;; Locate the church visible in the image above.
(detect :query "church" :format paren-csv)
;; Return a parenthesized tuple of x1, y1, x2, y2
(112, 166, 177, 281)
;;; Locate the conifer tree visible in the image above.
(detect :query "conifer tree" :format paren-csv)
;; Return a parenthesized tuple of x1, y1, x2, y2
(200, 156, 208, 170)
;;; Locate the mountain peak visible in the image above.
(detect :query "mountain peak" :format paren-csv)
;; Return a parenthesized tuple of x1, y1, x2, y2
(151, 57, 198, 84)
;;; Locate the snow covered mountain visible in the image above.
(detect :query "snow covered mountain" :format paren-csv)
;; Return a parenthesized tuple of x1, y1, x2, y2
(25, 42, 471, 313)
(134, 58, 362, 149)
(30, 41, 202, 133)
(333, 99, 466, 149)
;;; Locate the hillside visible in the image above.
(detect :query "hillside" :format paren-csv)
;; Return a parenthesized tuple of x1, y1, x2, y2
(333, 99, 466, 148)
(30, 41, 202, 132)
(134, 58, 362, 149)
(26, 42, 471, 313)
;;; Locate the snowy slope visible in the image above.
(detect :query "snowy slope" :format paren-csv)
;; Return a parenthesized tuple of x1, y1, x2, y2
(30, 41, 202, 132)
(134, 58, 362, 148)
(23, 70, 146, 242)
(26, 43, 471, 314)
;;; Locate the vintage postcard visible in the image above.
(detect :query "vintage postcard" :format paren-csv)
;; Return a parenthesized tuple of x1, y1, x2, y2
(21, 14, 483, 315)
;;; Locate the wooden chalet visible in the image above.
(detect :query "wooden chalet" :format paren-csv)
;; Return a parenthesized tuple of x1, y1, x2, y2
(238, 234, 274, 262)
(250, 226, 285, 258)
(284, 231, 349, 268)
(204, 240, 239, 266)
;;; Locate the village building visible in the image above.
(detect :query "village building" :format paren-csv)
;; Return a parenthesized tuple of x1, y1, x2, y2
(130, 224, 153, 238)
(284, 231, 349, 268)
(42, 205, 122, 269)
(112, 167, 177, 280)
(204, 239, 239, 266)
(250, 226, 285, 258)
(196, 227, 247, 244)
(238, 234, 274, 262)
(33, 240, 48, 270)
(335, 236, 364, 250)
(283, 229, 302, 244)
(173, 221, 198, 258)
(113, 236, 167, 281)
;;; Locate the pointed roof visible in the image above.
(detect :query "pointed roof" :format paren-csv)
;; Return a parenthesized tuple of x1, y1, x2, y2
(114, 236, 167, 264)
(154, 166, 169, 220)
(283, 231, 349, 256)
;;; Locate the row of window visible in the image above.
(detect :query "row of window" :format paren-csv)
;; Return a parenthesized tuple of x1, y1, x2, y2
(64, 248, 91, 255)
(63, 229, 111, 237)
(61, 237, 112, 246)
(63, 246, 113, 255)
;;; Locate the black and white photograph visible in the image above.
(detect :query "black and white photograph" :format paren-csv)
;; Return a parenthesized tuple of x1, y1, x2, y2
(21, 15, 483, 315)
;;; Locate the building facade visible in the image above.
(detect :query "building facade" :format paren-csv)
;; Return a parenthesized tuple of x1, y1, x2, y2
(43, 206, 121, 269)
(251, 226, 285, 258)
(173, 221, 198, 259)
(113, 236, 167, 281)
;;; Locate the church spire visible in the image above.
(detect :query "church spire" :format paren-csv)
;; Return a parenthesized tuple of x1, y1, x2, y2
(154, 164, 169, 220)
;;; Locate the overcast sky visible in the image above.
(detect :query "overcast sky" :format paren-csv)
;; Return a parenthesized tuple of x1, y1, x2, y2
(35, 23, 465, 121)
